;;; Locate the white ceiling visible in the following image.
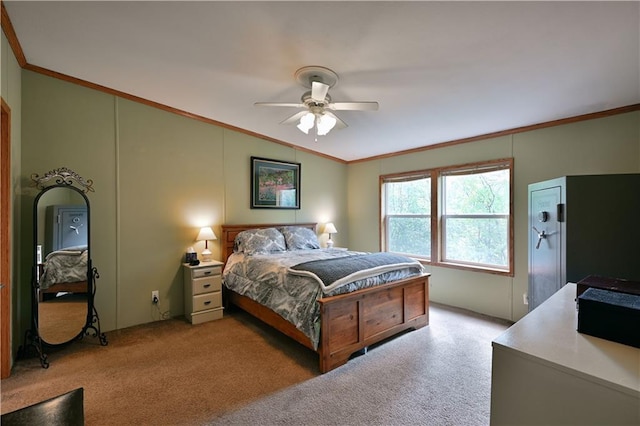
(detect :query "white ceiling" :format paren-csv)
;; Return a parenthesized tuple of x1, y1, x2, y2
(4, 1, 639, 162)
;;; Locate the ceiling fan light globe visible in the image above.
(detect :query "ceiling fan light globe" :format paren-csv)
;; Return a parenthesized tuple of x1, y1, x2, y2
(316, 125, 330, 136)
(317, 113, 337, 136)
(297, 112, 315, 134)
(296, 123, 310, 134)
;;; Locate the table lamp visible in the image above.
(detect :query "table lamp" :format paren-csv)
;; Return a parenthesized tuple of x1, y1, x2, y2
(196, 226, 217, 262)
(324, 222, 337, 248)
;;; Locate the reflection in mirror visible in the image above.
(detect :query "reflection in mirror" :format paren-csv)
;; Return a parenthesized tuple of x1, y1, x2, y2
(38, 293, 87, 345)
(36, 187, 88, 345)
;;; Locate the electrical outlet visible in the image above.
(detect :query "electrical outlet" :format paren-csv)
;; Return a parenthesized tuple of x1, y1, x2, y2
(523, 293, 528, 305)
(152, 290, 159, 304)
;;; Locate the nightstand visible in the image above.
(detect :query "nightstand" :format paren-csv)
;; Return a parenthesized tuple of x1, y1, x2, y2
(183, 260, 224, 324)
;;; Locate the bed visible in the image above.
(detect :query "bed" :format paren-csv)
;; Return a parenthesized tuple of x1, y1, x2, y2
(38, 245, 88, 301)
(221, 223, 430, 373)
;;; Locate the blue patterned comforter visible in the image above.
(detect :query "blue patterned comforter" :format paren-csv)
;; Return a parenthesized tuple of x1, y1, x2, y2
(222, 249, 424, 349)
(40, 246, 88, 290)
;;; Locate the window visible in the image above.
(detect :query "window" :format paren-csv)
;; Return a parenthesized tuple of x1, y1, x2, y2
(383, 175, 431, 259)
(441, 165, 510, 270)
(381, 158, 513, 275)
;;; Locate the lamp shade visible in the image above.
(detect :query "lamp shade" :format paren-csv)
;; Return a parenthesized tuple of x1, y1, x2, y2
(196, 227, 217, 242)
(324, 222, 337, 235)
(196, 227, 216, 262)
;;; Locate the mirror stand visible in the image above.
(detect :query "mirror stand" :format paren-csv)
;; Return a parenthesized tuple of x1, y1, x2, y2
(19, 167, 107, 369)
(84, 265, 108, 344)
(20, 328, 49, 368)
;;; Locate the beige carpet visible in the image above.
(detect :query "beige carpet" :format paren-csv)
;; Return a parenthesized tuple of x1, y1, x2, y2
(1, 303, 512, 425)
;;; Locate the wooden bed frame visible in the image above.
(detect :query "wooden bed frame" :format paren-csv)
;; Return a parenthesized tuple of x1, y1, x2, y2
(37, 264, 88, 302)
(221, 223, 430, 373)
(39, 281, 87, 301)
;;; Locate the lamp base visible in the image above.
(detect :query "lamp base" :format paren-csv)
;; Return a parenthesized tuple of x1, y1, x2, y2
(326, 239, 334, 249)
(201, 249, 212, 262)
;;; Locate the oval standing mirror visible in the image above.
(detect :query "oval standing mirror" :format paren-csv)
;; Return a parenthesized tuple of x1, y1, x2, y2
(36, 186, 89, 345)
(21, 167, 107, 368)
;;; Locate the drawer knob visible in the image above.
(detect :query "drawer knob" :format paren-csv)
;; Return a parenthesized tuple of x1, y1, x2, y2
(204, 271, 212, 275)
(204, 301, 211, 305)
(204, 284, 210, 288)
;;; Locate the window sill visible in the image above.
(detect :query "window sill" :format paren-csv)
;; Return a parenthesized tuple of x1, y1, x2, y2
(435, 261, 513, 277)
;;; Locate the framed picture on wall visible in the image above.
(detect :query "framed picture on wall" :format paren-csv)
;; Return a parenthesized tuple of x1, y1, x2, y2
(251, 157, 301, 209)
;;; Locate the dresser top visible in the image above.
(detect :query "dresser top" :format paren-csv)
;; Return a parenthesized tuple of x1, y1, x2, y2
(493, 283, 640, 397)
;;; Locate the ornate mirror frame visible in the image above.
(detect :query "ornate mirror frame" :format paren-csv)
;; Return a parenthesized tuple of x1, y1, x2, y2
(21, 167, 107, 368)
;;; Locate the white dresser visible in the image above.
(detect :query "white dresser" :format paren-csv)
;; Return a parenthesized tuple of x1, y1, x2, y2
(183, 261, 224, 324)
(490, 283, 640, 425)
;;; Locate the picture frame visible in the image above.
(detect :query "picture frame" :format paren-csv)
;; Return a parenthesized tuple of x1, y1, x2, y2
(251, 157, 301, 209)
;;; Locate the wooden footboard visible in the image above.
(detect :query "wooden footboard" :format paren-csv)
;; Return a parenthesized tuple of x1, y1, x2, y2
(317, 273, 429, 372)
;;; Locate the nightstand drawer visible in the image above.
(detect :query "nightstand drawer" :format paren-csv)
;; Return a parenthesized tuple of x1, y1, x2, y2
(193, 292, 222, 312)
(193, 266, 221, 278)
(190, 309, 223, 324)
(193, 275, 221, 295)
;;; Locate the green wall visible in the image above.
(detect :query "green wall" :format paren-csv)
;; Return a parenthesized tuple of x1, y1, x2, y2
(20, 71, 348, 335)
(347, 112, 640, 321)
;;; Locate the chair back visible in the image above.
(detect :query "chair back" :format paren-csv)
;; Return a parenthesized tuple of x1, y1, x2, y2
(1, 387, 84, 426)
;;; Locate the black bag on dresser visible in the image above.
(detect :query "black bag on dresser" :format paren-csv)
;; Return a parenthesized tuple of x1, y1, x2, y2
(577, 287, 640, 348)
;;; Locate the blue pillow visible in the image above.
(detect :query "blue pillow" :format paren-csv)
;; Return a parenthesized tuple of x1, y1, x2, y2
(234, 228, 286, 255)
(279, 226, 320, 250)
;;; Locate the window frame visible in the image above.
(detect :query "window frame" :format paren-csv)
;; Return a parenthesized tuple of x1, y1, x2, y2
(380, 158, 514, 276)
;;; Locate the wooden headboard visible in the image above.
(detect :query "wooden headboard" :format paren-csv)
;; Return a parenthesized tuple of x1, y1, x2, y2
(221, 223, 317, 264)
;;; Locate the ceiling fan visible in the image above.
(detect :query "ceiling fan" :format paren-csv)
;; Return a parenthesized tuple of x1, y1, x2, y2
(255, 66, 379, 139)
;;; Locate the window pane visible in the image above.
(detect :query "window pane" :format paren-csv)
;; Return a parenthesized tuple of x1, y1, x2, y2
(386, 178, 430, 214)
(443, 217, 509, 267)
(384, 177, 431, 257)
(442, 166, 510, 269)
(443, 169, 509, 215)
(388, 216, 430, 257)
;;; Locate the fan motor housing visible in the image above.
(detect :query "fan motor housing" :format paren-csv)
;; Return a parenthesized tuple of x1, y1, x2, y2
(301, 91, 331, 107)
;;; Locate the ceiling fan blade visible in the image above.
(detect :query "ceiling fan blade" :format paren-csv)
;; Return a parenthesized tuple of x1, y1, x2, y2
(325, 111, 348, 129)
(279, 110, 309, 125)
(328, 101, 379, 111)
(254, 102, 304, 108)
(311, 81, 330, 102)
